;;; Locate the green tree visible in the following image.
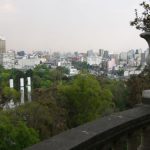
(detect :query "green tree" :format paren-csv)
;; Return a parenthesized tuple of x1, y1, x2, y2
(11, 93, 67, 140)
(32, 87, 67, 138)
(12, 102, 53, 139)
(0, 113, 39, 150)
(40, 80, 52, 88)
(11, 69, 25, 90)
(97, 76, 129, 111)
(25, 69, 33, 78)
(58, 74, 114, 128)
(130, 1, 150, 31)
(0, 72, 10, 87)
(107, 81, 128, 110)
(72, 61, 88, 72)
(32, 75, 42, 88)
(1, 87, 20, 104)
(126, 72, 148, 107)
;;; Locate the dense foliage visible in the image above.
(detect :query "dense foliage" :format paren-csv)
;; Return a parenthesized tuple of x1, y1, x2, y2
(126, 67, 150, 107)
(0, 112, 39, 150)
(0, 64, 133, 149)
(58, 74, 114, 127)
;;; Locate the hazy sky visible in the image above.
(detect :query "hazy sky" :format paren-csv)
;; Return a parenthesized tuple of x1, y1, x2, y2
(0, 0, 149, 53)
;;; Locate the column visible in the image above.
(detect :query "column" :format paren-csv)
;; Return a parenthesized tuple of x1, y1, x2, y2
(27, 77, 31, 102)
(138, 90, 150, 150)
(90, 143, 111, 150)
(138, 127, 150, 150)
(20, 78, 24, 104)
(127, 132, 139, 150)
(9, 79, 14, 88)
(112, 138, 125, 150)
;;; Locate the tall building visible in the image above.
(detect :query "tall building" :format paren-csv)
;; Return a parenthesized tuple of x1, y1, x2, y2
(127, 50, 135, 66)
(87, 50, 95, 57)
(87, 50, 102, 66)
(0, 52, 15, 69)
(119, 52, 127, 61)
(127, 50, 134, 60)
(99, 49, 104, 57)
(119, 52, 127, 66)
(0, 37, 6, 53)
(110, 54, 119, 65)
(103, 50, 109, 59)
(134, 49, 142, 66)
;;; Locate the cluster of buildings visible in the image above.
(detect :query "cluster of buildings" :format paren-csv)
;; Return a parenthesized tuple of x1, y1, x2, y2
(0, 36, 147, 109)
(0, 36, 148, 77)
(53, 49, 147, 77)
(86, 49, 147, 77)
(87, 49, 146, 69)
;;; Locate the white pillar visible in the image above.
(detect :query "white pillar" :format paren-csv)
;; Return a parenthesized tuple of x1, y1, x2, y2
(8, 78, 15, 109)
(27, 77, 31, 102)
(20, 78, 24, 104)
(9, 79, 14, 88)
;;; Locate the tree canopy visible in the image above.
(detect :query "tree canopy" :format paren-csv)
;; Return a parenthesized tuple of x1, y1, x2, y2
(58, 74, 114, 127)
(0, 112, 39, 150)
(130, 1, 150, 31)
(0, 64, 132, 149)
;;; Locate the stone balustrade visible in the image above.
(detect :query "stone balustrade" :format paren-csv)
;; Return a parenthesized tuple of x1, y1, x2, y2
(25, 90, 150, 150)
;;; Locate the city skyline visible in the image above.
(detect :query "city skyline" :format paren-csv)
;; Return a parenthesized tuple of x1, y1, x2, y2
(0, 0, 149, 53)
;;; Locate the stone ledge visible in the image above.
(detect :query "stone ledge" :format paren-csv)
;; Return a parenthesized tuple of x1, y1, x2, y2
(25, 105, 150, 150)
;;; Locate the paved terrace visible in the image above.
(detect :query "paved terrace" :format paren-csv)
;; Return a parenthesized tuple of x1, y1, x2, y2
(25, 90, 150, 150)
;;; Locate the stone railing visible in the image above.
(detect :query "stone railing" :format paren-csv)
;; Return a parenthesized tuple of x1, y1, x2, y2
(25, 90, 150, 150)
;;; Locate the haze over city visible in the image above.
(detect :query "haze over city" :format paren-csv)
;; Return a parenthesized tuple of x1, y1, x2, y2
(0, 0, 149, 52)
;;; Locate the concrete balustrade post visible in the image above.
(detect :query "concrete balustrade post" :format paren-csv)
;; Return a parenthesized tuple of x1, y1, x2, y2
(112, 139, 125, 150)
(93, 146, 110, 150)
(127, 132, 139, 150)
(101, 144, 111, 150)
(138, 90, 150, 150)
(142, 90, 150, 105)
(138, 127, 150, 150)
(92, 143, 111, 150)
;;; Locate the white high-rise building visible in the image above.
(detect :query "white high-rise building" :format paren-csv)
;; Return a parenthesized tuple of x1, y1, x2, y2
(120, 52, 127, 61)
(87, 50, 102, 66)
(0, 52, 15, 69)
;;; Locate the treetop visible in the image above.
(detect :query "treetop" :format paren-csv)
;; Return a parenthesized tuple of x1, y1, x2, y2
(130, 1, 150, 32)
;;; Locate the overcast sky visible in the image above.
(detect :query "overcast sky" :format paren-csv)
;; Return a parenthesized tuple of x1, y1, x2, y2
(0, 0, 149, 53)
